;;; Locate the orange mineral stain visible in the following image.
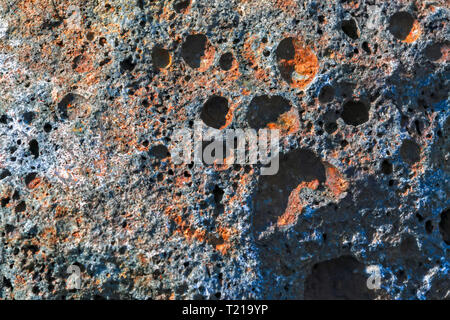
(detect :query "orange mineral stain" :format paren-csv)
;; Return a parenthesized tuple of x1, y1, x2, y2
(325, 164, 349, 198)
(267, 108, 300, 136)
(277, 180, 319, 227)
(403, 20, 421, 43)
(278, 38, 319, 89)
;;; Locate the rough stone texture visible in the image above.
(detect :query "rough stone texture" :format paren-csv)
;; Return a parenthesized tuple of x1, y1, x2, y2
(0, 0, 449, 300)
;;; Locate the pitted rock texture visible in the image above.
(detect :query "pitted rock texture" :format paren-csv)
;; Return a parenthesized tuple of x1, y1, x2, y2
(0, 0, 449, 300)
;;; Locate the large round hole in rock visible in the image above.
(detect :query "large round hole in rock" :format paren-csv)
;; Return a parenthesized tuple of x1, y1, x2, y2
(0, 169, 11, 180)
(319, 85, 335, 103)
(44, 123, 52, 133)
(246, 95, 292, 129)
(400, 139, 421, 165)
(200, 95, 229, 129)
(325, 122, 337, 134)
(276, 37, 319, 89)
(362, 41, 372, 54)
(439, 208, 450, 245)
(0, 114, 9, 124)
(424, 43, 443, 61)
(152, 46, 171, 69)
(120, 56, 136, 72)
(23, 111, 35, 124)
(173, 0, 190, 13)
(388, 12, 415, 40)
(276, 37, 296, 61)
(1, 197, 10, 207)
(181, 34, 213, 70)
(219, 52, 234, 71)
(381, 159, 393, 175)
(15, 201, 26, 213)
(341, 100, 369, 126)
(29, 139, 39, 159)
(149, 145, 170, 159)
(304, 256, 375, 300)
(341, 19, 359, 40)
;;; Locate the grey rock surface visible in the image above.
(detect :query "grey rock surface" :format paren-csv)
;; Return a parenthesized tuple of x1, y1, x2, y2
(0, 0, 449, 299)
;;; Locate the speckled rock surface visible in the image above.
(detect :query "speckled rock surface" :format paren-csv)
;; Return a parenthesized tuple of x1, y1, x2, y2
(0, 0, 449, 300)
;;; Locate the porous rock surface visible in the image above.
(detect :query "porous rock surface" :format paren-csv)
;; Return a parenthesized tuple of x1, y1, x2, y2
(0, 0, 449, 300)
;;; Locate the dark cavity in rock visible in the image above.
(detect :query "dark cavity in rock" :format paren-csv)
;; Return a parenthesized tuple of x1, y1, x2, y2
(400, 139, 420, 165)
(304, 256, 375, 300)
(219, 52, 234, 71)
(23, 111, 35, 124)
(341, 19, 359, 40)
(246, 95, 291, 129)
(29, 139, 39, 159)
(149, 145, 170, 159)
(319, 85, 335, 103)
(388, 12, 415, 40)
(341, 100, 369, 126)
(174, 0, 190, 13)
(152, 46, 170, 69)
(181, 34, 208, 69)
(200, 95, 229, 129)
(120, 56, 136, 72)
(424, 43, 443, 61)
(0, 169, 11, 180)
(24, 172, 37, 187)
(276, 37, 296, 83)
(439, 208, 450, 245)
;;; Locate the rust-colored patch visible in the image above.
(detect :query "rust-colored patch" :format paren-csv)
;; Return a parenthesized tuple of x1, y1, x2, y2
(221, 55, 241, 82)
(342, 0, 360, 10)
(55, 205, 70, 218)
(175, 174, 191, 186)
(164, 205, 235, 255)
(40, 227, 58, 246)
(267, 108, 300, 135)
(274, 0, 298, 12)
(137, 253, 147, 264)
(277, 180, 319, 227)
(14, 275, 25, 287)
(73, 54, 94, 73)
(278, 39, 319, 89)
(402, 20, 421, 43)
(440, 44, 450, 61)
(325, 164, 349, 198)
(221, 99, 239, 130)
(198, 42, 216, 73)
(72, 231, 81, 239)
(242, 36, 269, 82)
(27, 177, 41, 189)
(165, 207, 206, 243)
(215, 227, 233, 255)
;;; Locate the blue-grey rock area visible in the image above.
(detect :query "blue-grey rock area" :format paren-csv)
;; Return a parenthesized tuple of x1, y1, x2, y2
(0, 0, 449, 299)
